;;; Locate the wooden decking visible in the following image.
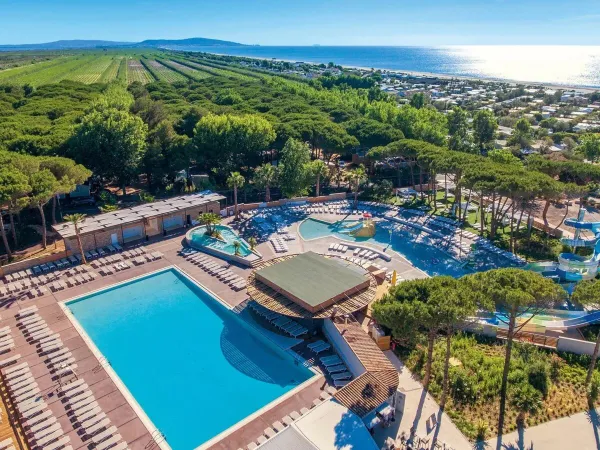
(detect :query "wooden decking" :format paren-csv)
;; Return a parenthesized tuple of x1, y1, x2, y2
(247, 254, 378, 319)
(497, 329, 559, 349)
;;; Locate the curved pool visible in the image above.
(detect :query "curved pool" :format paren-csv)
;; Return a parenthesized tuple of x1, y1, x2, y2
(299, 218, 508, 278)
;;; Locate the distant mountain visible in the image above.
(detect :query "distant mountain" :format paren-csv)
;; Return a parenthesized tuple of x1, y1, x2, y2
(0, 40, 133, 50)
(0, 37, 245, 51)
(136, 37, 245, 47)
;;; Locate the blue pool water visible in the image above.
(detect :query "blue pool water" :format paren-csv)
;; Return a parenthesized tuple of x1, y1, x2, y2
(189, 224, 252, 256)
(299, 218, 507, 278)
(67, 269, 312, 449)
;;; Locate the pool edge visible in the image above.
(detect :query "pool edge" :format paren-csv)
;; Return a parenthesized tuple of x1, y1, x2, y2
(60, 265, 322, 449)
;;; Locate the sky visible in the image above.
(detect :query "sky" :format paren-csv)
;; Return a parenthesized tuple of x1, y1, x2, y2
(2, 0, 600, 46)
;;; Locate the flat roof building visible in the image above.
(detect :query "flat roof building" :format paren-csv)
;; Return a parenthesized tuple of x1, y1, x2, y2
(53, 193, 224, 253)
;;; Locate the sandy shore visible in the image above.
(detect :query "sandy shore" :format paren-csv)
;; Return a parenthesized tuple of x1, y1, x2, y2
(194, 49, 599, 92)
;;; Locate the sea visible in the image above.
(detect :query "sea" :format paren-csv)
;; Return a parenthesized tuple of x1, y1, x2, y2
(168, 45, 600, 88)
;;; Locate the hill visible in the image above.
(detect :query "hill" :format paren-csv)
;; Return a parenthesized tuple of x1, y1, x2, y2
(0, 37, 245, 51)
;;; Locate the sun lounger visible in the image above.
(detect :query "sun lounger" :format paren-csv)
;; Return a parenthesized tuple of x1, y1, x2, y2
(84, 417, 111, 435)
(60, 378, 86, 393)
(4, 361, 27, 375)
(0, 439, 13, 450)
(319, 355, 342, 366)
(105, 442, 128, 450)
(307, 340, 326, 350)
(9, 375, 35, 390)
(14, 386, 41, 403)
(6, 368, 31, 383)
(18, 399, 45, 414)
(54, 364, 77, 378)
(45, 435, 71, 450)
(45, 348, 70, 362)
(34, 427, 65, 447)
(23, 409, 53, 427)
(0, 354, 20, 368)
(331, 371, 352, 381)
(77, 406, 102, 423)
(50, 357, 75, 369)
(95, 435, 123, 450)
(67, 389, 93, 405)
(289, 326, 308, 338)
(311, 342, 331, 353)
(92, 426, 119, 444)
(74, 400, 99, 418)
(333, 379, 350, 388)
(62, 383, 89, 399)
(69, 394, 95, 411)
(29, 415, 58, 435)
(326, 364, 347, 374)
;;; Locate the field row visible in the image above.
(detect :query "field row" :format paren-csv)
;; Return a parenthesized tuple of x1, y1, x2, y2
(65, 56, 116, 84)
(177, 58, 257, 81)
(159, 59, 212, 81)
(141, 59, 188, 83)
(127, 59, 155, 84)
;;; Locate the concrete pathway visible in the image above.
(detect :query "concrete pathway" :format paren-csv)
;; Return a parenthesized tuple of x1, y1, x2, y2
(485, 408, 600, 450)
(372, 350, 472, 450)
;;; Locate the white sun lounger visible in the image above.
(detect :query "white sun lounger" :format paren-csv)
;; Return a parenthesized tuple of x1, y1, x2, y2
(95, 434, 123, 450)
(29, 415, 58, 435)
(77, 406, 103, 424)
(34, 427, 65, 447)
(60, 379, 86, 394)
(105, 442, 128, 450)
(69, 395, 96, 411)
(5, 367, 30, 382)
(74, 401, 99, 417)
(3, 361, 27, 375)
(67, 390, 93, 405)
(61, 383, 89, 399)
(0, 354, 20, 368)
(50, 357, 75, 370)
(45, 435, 71, 450)
(0, 326, 11, 337)
(23, 409, 53, 427)
(84, 417, 111, 435)
(9, 376, 35, 391)
(0, 438, 12, 450)
(14, 387, 41, 403)
(18, 400, 46, 416)
(93, 426, 118, 444)
(48, 351, 72, 364)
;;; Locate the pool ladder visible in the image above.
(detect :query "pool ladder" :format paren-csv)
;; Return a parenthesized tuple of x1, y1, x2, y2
(92, 357, 111, 373)
(146, 430, 166, 449)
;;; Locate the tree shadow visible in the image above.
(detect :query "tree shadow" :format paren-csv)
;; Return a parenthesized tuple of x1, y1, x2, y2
(409, 389, 428, 443)
(586, 408, 600, 450)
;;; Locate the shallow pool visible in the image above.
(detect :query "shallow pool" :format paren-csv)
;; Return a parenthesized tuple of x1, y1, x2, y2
(189, 225, 252, 256)
(299, 218, 507, 278)
(67, 269, 313, 449)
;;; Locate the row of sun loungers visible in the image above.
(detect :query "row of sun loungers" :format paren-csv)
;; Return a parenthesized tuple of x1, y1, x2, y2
(248, 302, 308, 338)
(11, 306, 129, 450)
(269, 237, 289, 253)
(318, 353, 353, 387)
(328, 243, 348, 253)
(182, 250, 247, 291)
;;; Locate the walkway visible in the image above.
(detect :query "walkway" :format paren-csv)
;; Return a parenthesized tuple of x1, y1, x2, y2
(485, 408, 600, 450)
(373, 350, 472, 450)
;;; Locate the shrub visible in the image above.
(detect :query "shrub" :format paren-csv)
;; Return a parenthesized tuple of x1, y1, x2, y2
(476, 419, 488, 441)
(450, 367, 478, 405)
(528, 360, 551, 398)
(588, 376, 600, 406)
(511, 383, 543, 424)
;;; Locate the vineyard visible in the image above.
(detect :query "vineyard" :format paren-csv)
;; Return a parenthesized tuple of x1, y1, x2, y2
(127, 59, 155, 84)
(0, 50, 269, 86)
(141, 59, 188, 83)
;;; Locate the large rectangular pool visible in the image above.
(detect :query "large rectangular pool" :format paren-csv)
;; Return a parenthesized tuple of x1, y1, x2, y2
(66, 268, 313, 449)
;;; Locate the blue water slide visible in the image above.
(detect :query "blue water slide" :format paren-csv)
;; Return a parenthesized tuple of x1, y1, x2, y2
(564, 218, 600, 231)
(544, 310, 600, 330)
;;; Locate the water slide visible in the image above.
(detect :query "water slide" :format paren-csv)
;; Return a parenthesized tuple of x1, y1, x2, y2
(543, 310, 600, 331)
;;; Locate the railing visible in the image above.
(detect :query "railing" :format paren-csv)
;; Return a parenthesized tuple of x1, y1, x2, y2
(497, 329, 558, 348)
(145, 430, 166, 449)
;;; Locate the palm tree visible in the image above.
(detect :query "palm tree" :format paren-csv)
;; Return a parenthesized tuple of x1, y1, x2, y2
(248, 236, 257, 251)
(227, 172, 245, 220)
(198, 212, 220, 236)
(344, 165, 367, 209)
(310, 160, 329, 197)
(253, 164, 277, 203)
(233, 240, 241, 256)
(63, 213, 87, 265)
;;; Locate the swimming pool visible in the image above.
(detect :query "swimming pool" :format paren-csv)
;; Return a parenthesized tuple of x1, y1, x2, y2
(188, 224, 252, 257)
(66, 268, 313, 449)
(299, 218, 508, 278)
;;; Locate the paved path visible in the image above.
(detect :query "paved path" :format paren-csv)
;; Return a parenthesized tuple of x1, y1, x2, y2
(485, 408, 600, 450)
(372, 350, 472, 450)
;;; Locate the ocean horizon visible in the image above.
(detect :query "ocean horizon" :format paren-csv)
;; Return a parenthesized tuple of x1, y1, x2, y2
(168, 45, 600, 88)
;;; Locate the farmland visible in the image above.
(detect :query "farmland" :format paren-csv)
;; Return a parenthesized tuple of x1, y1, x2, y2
(0, 49, 277, 86)
(141, 59, 188, 83)
(127, 58, 155, 84)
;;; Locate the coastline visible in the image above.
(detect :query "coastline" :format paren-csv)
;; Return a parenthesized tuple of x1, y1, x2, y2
(184, 47, 600, 92)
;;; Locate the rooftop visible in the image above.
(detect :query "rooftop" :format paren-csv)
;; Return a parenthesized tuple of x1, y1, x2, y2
(254, 252, 370, 313)
(52, 193, 225, 239)
(248, 254, 378, 319)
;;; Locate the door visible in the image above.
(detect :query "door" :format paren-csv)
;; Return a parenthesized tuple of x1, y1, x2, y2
(111, 233, 118, 245)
